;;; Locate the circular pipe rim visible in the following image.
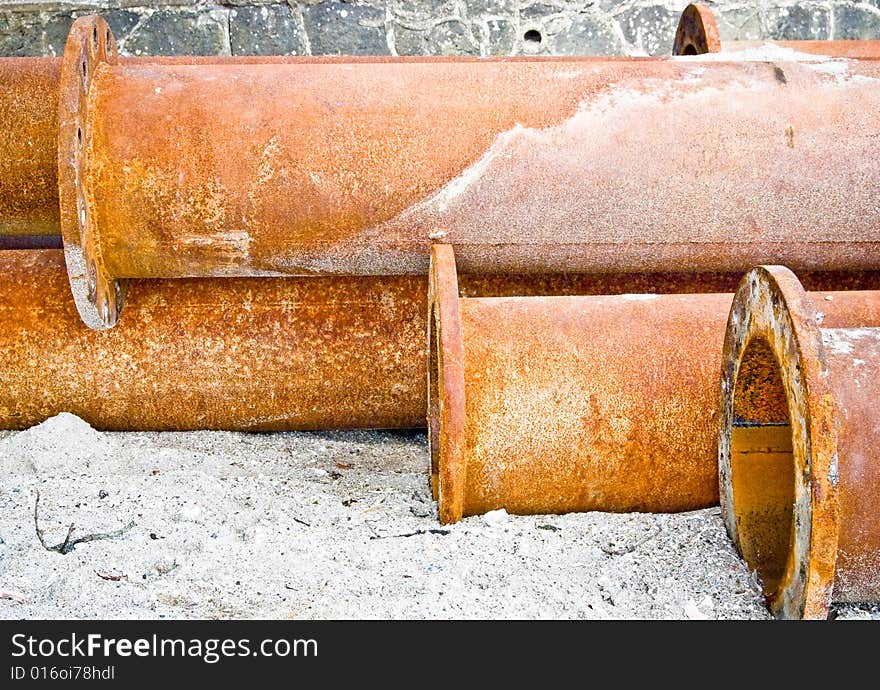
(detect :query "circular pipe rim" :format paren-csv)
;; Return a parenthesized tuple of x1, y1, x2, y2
(58, 15, 125, 329)
(673, 3, 721, 55)
(427, 244, 467, 524)
(719, 265, 840, 619)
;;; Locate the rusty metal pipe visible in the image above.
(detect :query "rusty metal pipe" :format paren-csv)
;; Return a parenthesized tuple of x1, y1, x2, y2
(56, 16, 880, 328)
(6, 249, 875, 432)
(0, 53, 462, 238)
(0, 57, 61, 237)
(720, 266, 880, 619)
(673, 4, 880, 58)
(428, 245, 880, 524)
(0, 249, 426, 431)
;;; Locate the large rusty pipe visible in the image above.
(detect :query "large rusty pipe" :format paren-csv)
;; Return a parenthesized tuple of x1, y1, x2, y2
(3, 13, 877, 242)
(59, 16, 880, 328)
(428, 245, 880, 524)
(673, 4, 880, 58)
(720, 266, 880, 619)
(5, 249, 875, 432)
(0, 249, 425, 431)
(0, 53, 461, 238)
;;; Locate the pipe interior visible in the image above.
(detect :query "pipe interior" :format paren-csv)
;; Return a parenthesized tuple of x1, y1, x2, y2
(731, 336, 796, 596)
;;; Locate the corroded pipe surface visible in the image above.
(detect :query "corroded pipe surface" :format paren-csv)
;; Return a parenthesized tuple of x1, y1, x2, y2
(11, 249, 853, 431)
(0, 53, 457, 238)
(0, 57, 61, 236)
(429, 245, 880, 524)
(2, 250, 878, 433)
(0, 250, 425, 431)
(60, 16, 880, 327)
(673, 4, 880, 57)
(720, 266, 880, 619)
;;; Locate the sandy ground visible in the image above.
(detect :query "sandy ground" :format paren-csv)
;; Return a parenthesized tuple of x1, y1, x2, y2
(0, 414, 877, 620)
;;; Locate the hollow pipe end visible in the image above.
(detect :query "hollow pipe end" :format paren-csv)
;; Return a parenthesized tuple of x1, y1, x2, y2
(428, 244, 467, 524)
(673, 3, 721, 55)
(720, 265, 840, 619)
(58, 16, 125, 330)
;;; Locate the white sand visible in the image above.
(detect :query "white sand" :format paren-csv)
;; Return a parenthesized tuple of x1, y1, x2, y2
(0, 414, 876, 620)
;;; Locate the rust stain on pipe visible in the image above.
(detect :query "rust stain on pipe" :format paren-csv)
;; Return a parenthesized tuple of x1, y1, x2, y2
(1, 53, 489, 239)
(429, 245, 880, 525)
(0, 57, 61, 236)
(54, 15, 880, 327)
(674, 4, 880, 58)
(0, 250, 426, 431)
(720, 266, 880, 619)
(9, 249, 855, 431)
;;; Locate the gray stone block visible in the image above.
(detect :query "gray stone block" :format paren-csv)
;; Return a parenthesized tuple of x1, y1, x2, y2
(766, 5, 829, 41)
(392, 23, 428, 55)
(304, 1, 389, 55)
(833, 5, 880, 40)
(520, 3, 564, 21)
(230, 5, 307, 55)
(427, 19, 478, 55)
(713, 6, 764, 41)
(485, 17, 515, 54)
(391, 1, 459, 23)
(618, 4, 679, 56)
(470, 0, 519, 14)
(0, 10, 71, 56)
(551, 12, 622, 56)
(123, 9, 230, 56)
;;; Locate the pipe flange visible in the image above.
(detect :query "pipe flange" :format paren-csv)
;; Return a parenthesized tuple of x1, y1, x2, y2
(673, 3, 721, 55)
(719, 266, 840, 619)
(427, 244, 467, 524)
(58, 16, 125, 329)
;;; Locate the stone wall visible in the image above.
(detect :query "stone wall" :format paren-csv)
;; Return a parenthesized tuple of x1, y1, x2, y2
(0, 1, 878, 57)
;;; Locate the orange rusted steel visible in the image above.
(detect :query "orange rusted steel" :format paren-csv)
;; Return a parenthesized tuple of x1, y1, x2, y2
(0, 249, 425, 431)
(0, 57, 61, 237)
(720, 266, 880, 619)
(59, 16, 880, 328)
(428, 245, 880, 525)
(1, 250, 877, 432)
(0, 53, 444, 238)
(674, 4, 880, 58)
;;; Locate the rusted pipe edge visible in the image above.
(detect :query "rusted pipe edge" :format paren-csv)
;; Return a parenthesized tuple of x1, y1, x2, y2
(58, 16, 125, 329)
(673, 4, 721, 55)
(428, 244, 467, 524)
(55, 15, 880, 330)
(427, 244, 734, 524)
(719, 266, 839, 619)
(673, 3, 880, 57)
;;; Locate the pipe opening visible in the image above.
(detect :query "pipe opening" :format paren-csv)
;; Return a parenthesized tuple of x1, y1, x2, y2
(731, 336, 795, 596)
(428, 300, 441, 501)
(523, 30, 542, 45)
